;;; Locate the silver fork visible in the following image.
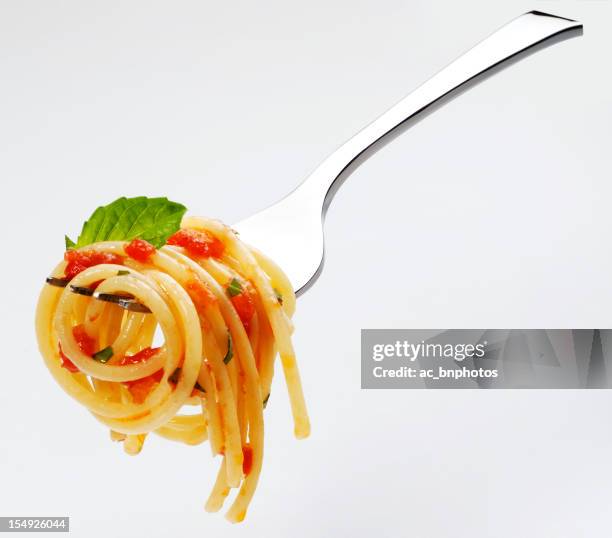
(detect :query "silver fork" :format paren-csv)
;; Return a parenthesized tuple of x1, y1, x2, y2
(234, 11, 582, 295)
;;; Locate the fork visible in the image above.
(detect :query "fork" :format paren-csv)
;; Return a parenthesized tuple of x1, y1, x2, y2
(234, 11, 582, 295)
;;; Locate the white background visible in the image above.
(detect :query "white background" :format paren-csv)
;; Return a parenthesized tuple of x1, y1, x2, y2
(1, 1, 612, 536)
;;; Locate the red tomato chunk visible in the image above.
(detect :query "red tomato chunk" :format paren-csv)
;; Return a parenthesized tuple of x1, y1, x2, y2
(58, 344, 78, 373)
(167, 228, 224, 259)
(124, 238, 156, 263)
(64, 250, 123, 279)
(58, 324, 97, 372)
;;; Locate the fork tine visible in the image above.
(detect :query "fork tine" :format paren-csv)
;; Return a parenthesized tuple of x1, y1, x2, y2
(45, 277, 151, 313)
(93, 291, 152, 313)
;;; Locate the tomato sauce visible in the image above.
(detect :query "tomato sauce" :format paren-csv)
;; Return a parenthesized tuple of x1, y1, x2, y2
(167, 229, 224, 258)
(58, 324, 97, 372)
(242, 445, 253, 476)
(119, 348, 163, 404)
(186, 278, 217, 312)
(64, 250, 123, 279)
(124, 238, 156, 262)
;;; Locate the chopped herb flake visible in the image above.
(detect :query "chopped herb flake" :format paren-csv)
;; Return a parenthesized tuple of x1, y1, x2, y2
(226, 278, 243, 297)
(169, 367, 181, 384)
(117, 270, 130, 276)
(194, 381, 206, 393)
(273, 287, 283, 305)
(263, 393, 270, 408)
(223, 334, 234, 365)
(92, 346, 113, 363)
(169, 367, 205, 392)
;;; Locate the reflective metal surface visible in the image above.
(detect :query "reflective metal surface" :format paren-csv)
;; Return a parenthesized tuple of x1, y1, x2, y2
(233, 11, 582, 295)
(46, 276, 152, 313)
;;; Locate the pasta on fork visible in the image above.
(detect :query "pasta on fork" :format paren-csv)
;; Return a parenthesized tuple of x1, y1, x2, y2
(35, 198, 310, 523)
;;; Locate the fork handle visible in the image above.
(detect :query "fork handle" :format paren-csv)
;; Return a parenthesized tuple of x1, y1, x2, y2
(296, 11, 582, 207)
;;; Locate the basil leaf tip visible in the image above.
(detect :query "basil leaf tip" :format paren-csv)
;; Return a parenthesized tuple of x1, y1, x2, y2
(68, 196, 187, 250)
(92, 346, 113, 363)
(226, 278, 243, 297)
(65, 235, 76, 249)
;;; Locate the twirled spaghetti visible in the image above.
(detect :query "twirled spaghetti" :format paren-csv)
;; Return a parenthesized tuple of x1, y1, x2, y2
(35, 215, 310, 523)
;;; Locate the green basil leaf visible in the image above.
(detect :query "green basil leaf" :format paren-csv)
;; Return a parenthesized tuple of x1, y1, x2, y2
(226, 278, 243, 297)
(71, 196, 187, 249)
(92, 346, 113, 363)
(223, 333, 233, 365)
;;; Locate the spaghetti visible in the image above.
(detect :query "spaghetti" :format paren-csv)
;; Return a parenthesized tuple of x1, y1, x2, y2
(35, 215, 310, 522)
